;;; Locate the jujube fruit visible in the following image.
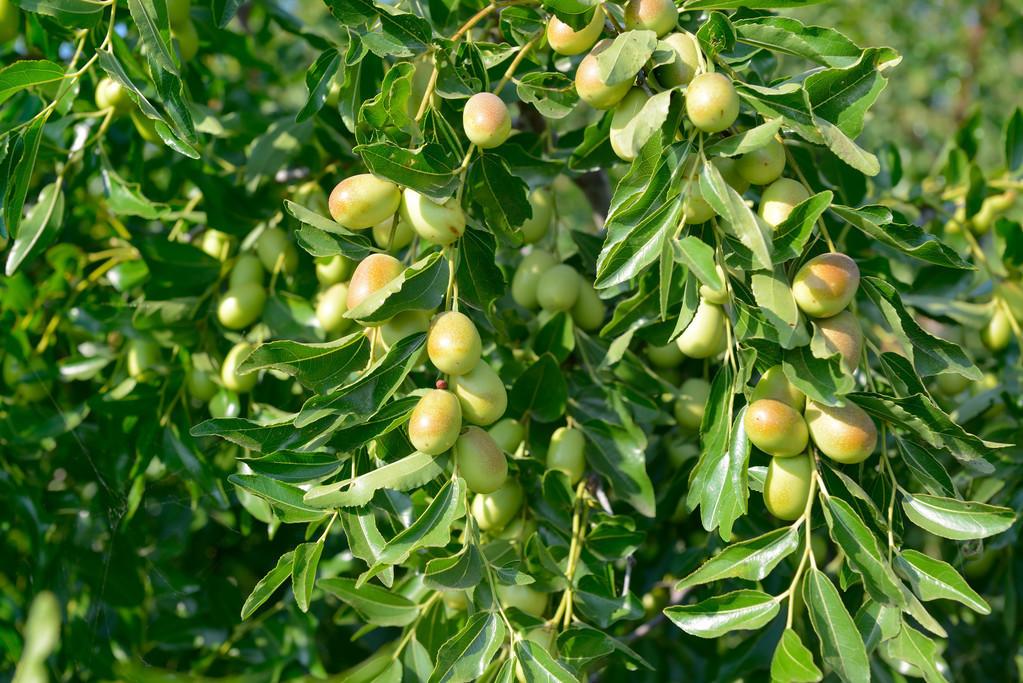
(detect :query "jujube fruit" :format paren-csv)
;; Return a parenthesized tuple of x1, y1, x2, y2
(455, 427, 509, 493)
(546, 7, 603, 56)
(521, 188, 553, 244)
(229, 253, 265, 288)
(379, 310, 432, 352)
(744, 399, 808, 457)
(536, 264, 581, 312)
(209, 389, 241, 418)
(547, 426, 586, 483)
(610, 88, 650, 162)
(934, 372, 970, 396)
(462, 92, 512, 149)
(676, 299, 727, 358)
(127, 338, 162, 380)
(346, 254, 403, 313)
(685, 72, 739, 133)
(408, 389, 462, 455)
(451, 360, 507, 425)
(698, 263, 729, 304)
(95, 77, 131, 113)
(217, 282, 266, 330)
(328, 173, 400, 229)
(674, 377, 711, 431)
(130, 108, 161, 143)
(758, 178, 809, 228)
(496, 584, 547, 618)
(681, 183, 716, 224)
(804, 400, 877, 464)
(167, 0, 191, 28)
(186, 367, 218, 401)
(736, 138, 785, 186)
(315, 254, 353, 286)
(980, 307, 1011, 352)
(764, 452, 812, 521)
(400, 189, 466, 246)
(372, 216, 414, 251)
(471, 480, 524, 531)
(428, 311, 482, 376)
(221, 342, 257, 393)
(624, 0, 677, 37)
(0, 0, 21, 43)
(750, 366, 805, 411)
(316, 283, 351, 336)
(647, 343, 684, 369)
(792, 252, 860, 318)
(512, 250, 557, 309)
(814, 310, 862, 372)
(173, 19, 198, 61)
(199, 229, 232, 261)
(653, 31, 700, 88)
(571, 280, 606, 331)
(489, 418, 524, 453)
(441, 589, 468, 611)
(255, 227, 299, 274)
(713, 156, 750, 194)
(575, 39, 634, 110)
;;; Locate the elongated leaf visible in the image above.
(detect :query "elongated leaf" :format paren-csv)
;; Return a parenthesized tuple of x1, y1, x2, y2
(341, 506, 394, 587)
(354, 141, 459, 200)
(782, 344, 853, 405)
(803, 568, 869, 683)
(6, 181, 64, 276)
(292, 540, 325, 612)
(304, 451, 446, 508)
(346, 252, 448, 323)
(424, 545, 484, 590)
(191, 414, 332, 453)
(674, 235, 723, 290)
(771, 628, 823, 683)
(429, 612, 506, 683)
(579, 420, 655, 518)
(752, 266, 805, 349)
(241, 451, 342, 483)
(241, 551, 295, 619)
(735, 16, 862, 68)
(677, 526, 800, 589)
(901, 493, 1015, 541)
(706, 118, 784, 157)
(700, 158, 772, 270)
(318, 577, 419, 626)
(896, 550, 990, 614)
(508, 354, 567, 422)
(833, 206, 970, 270)
(883, 623, 948, 683)
(665, 590, 780, 638)
(594, 30, 657, 87)
(229, 474, 328, 523)
(467, 154, 532, 242)
(0, 60, 65, 105)
(127, 0, 178, 75)
(239, 333, 369, 394)
(822, 497, 904, 606)
(513, 639, 576, 682)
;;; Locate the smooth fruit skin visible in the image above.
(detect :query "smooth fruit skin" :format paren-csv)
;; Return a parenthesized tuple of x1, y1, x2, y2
(95, 77, 131, 113)
(463, 93, 512, 149)
(451, 361, 507, 426)
(624, 0, 676, 37)
(521, 188, 553, 244)
(792, 253, 860, 318)
(676, 299, 727, 358)
(575, 40, 634, 110)
(685, 72, 739, 133)
(186, 367, 218, 402)
(455, 427, 509, 493)
(316, 283, 351, 336)
(127, 338, 162, 380)
(221, 342, 257, 393)
(759, 178, 809, 228)
(408, 389, 462, 456)
(547, 427, 586, 483)
(489, 418, 524, 453)
(379, 310, 431, 351)
(200, 229, 232, 261)
(428, 311, 482, 376)
(217, 282, 267, 330)
(512, 250, 557, 309)
(255, 227, 298, 274)
(744, 399, 808, 457)
(130, 107, 161, 143)
(981, 307, 1011, 352)
(209, 389, 241, 418)
(736, 138, 785, 186)
(173, 19, 198, 61)
(497, 584, 547, 618)
(935, 372, 971, 396)
(372, 216, 414, 251)
(547, 7, 603, 56)
(328, 174, 401, 229)
(346, 254, 403, 313)
(400, 189, 466, 246)
(764, 453, 813, 521)
(610, 88, 650, 162)
(713, 157, 750, 194)
(647, 343, 684, 369)
(167, 0, 191, 28)
(653, 31, 699, 88)
(805, 400, 878, 464)
(751, 366, 805, 411)
(698, 263, 729, 304)
(471, 480, 524, 531)
(572, 281, 606, 331)
(814, 310, 862, 372)
(229, 253, 265, 288)
(681, 183, 716, 224)
(674, 377, 711, 431)
(315, 255, 353, 286)
(0, 0, 20, 43)
(536, 264, 581, 313)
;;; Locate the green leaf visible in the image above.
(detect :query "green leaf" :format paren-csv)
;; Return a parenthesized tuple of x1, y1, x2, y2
(516, 72, 579, 119)
(292, 540, 325, 612)
(665, 590, 780, 638)
(508, 354, 568, 422)
(127, 0, 178, 76)
(901, 493, 1015, 541)
(241, 451, 342, 483)
(751, 266, 805, 349)
(802, 568, 869, 683)
(354, 141, 459, 200)
(4, 116, 45, 243)
(782, 344, 854, 406)
(191, 414, 331, 453)
(424, 545, 484, 590)
(298, 48, 342, 122)
(457, 227, 506, 310)
(896, 550, 990, 615)
(813, 115, 879, 175)
(700, 157, 772, 270)
(513, 639, 576, 683)
(674, 235, 723, 291)
(6, 181, 64, 276)
(340, 506, 394, 587)
(304, 451, 446, 508)
(804, 47, 899, 139)
(895, 437, 956, 498)
(557, 625, 652, 671)
(346, 252, 447, 323)
(229, 474, 328, 523)
(685, 0, 828, 8)
(705, 118, 783, 157)
(677, 525, 800, 590)
(318, 577, 419, 626)
(240, 551, 295, 619)
(0, 60, 65, 105)
(821, 496, 904, 606)
(285, 199, 375, 252)
(609, 89, 673, 163)
(578, 420, 655, 518)
(734, 16, 862, 68)
(771, 629, 823, 683)
(429, 611, 506, 683)
(773, 191, 832, 262)
(467, 154, 532, 242)
(832, 206, 971, 270)
(239, 333, 369, 394)
(1005, 107, 1023, 172)
(101, 159, 167, 219)
(594, 30, 657, 87)
(883, 623, 949, 683)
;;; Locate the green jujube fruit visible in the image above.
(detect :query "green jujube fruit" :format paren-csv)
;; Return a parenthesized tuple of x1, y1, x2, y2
(454, 427, 509, 493)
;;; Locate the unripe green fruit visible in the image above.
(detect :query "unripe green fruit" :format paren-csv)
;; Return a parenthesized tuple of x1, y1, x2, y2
(751, 366, 804, 411)
(379, 310, 432, 351)
(463, 92, 512, 149)
(127, 338, 162, 380)
(400, 189, 466, 246)
(408, 389, 462, 455)
(455, 427, 509, 493)
(653, 31, 700, 88)
(536, 264, 580, 312)
(494, 516, 537, 542)
(744, 399, 808, 457)
(647, 342, 684, 369)
(764, 452, 812, 521)
(315, 255, 354, 286)
(0, 0, 21, 43)
(934, 372, 971, 396)
(546, 7, 603, 56)
(685, 72, 739, 133)
(971, 191, 1016, 234)
(173, 19, 199, 61)
(471, 480, 524, 531)
(676, 299, 727, 358)
(712, 157, 750, 194)
(186, 367, 218, 401)
(327, 174, 400, 229)
(221, 342, 257, 393)
(804, 400, 877, 464)
(759, 178, 809, 228)
(372, 216, 414, 251)
(95, 77, 131, 113)
(792, 252, 860, 318)
(547, 426, 586, 483)
(347, 254, 403, 314)
(255, 227, 299, 274)
(489, 418, 524, 453)
(624, 0, 676, 37)
(316, 283, 351, 336)
(167, 0, 191, 28)
(428, 311, 482, 376)
(674, 377, 711, 431)
(698, 263, 729, 304)
(681, 183, 716, 224)
(575, 40, 634, 110)
(981, 307, 1011, 352)
(3, 355, 49, 402)
(610, 88, 650, 162)
(130, 107, 161, 143)
(217, 282, 266, 330)
(441, 589, 468, 611)
(497, 584, 547, 618)
(521, 188, 553, 244)
(571, 280, 606, 331)
(451, 361, 507, 426)
(512, 250, 557, 309)
(199, 229, 232, 261)
(209, 389, 241, 418)
(814, 310, 862, 372)
(737, 138, 785, 186)
(229, 253, 265, 288)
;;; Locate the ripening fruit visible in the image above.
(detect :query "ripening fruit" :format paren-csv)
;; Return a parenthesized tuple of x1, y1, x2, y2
(346, 254, 403, 313)
(521, 188, 553, 244)
(536, 264, 581, 312)
(229, 253, 265, 288)
(685, 72, 740, 133)
(575, 40, 634, 110)
(804, 400, 877, 464)
(463, 92, 512, 149)
(167, 0, 191, 28)
(379, 310, 432, 351)
(471, 480, 524, 531)
(221, 342, 257, 393)
(3, 355, 49, 402)
(764, 452, 813, 521)
(451, 361, 507, 425)
(744, 399, 808, 457)
(95, 77, 131, 113)
(681, 183, 717, 224)
(546, 6, 604, 56)
(548, 426, 586, 483)
(750, 366, 805, 411)
(792, 252, 860, 318)
(647, 343, 684, 369)
(408, 389, 462, 455)
(758, 178, 809, 228)
(455, 427, 509, 493)
(674, 377, 711, 431)
(497, 584, 547, 618)
(653, 31, 700, 88)
(736, 138, 785, 186)
(400, 190, 466, 246)
(624, 0, 677, 37)
(935, 372, 971, 396)
(0, 0, 21, 43)
(186, 367, 218, 401)
(173, 19, 199, 61)
(209, 389, 241, 418)
(676, 299, 727, 358)
(316, 283, 351, 336)
(127, 338, 162, 380)
(572, 281, 606, 331)
(315, 255, 353, 286)
(428, 311, 482, 376)
(199, 229, 232, 261)
(698, 264, 729, 304)
(255, 227, 299, 274)
(217, 282, 267, 330)
(512, 250, 557, 309)
(372, 216, 414, 251)
(814, 310, 862, 372)
(981, 307, 1011, 352)
(489, 418, 524, 453)
(328, 174, 401, 230)
(610, 88, 650, 162)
